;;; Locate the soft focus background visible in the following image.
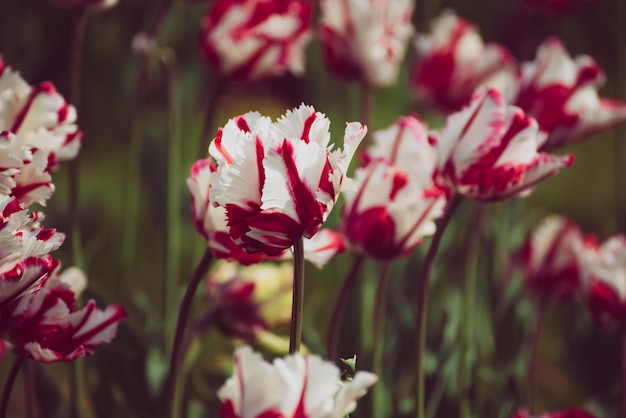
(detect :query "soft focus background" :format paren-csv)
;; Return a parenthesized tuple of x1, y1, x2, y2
(0, 0, 624, 416)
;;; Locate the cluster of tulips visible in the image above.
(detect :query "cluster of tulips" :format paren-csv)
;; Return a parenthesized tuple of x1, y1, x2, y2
(1, 0, 625, 417)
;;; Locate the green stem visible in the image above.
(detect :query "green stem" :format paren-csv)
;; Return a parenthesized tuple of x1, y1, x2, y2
(0, 356, 24, 418)
(373, 262, 393, 418)
(289, 238, 306, 354)
(68, 9, 88, 418)
(167, 248, 213, 418)
(415, 195, 462, 418)
(458, 203, 485, 418)
(326, 255, 365, 361)
(161, 53, 182, 353)
(615, 0, 626, 233)
(24, 361, 37, 418)
(527, 299, 549, 414)
(120, 0, 176, 272)
(359, 83, 373, 148)
(146, 0, 176, 39)
(198, 82, 225, 158)
(68, 7, 87, 270)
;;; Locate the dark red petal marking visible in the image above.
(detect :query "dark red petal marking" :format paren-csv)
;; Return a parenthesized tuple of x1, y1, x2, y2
(214, 129, 235, 164)
(235, 116, 252, 133)
(277, 140, 322, 237)
(300, 110, 317, 143)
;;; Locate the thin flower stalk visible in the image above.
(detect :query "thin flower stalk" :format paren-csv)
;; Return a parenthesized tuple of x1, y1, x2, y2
(527, 299, 549, 413)
(68, 8, 87, 418)
(121, 0, 176, 275)
(68, 7, 86, 270)
(459, 202, 485, 418)
(415, 195, 462, 418)
(167, 249, 213, 418)
(198, 81, 225, 158)
(620, 12, 626, 418)
(25, 361, 38, 418)
(616, 0, 626, 233)
(327, 255, 365, 361)
(373, 261, 393, 418)
(162, 53, 182, 348)
(361, 83, 373, 133)
(289, 237, 305, 353)
(0, 356, 24, 418)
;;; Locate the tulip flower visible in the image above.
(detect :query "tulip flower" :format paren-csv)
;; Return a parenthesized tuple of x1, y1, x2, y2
(200, 0, 313, 82)
(411, 10, 515, 112)
(515, 38, 626, 151)
(188, 158, 345, 265)
(432, 89, 574, 201)
(342, 160, 446, 260)
(206, 261, 293, 338)
(342, 115, 447, 260)
(579, 235, 626, 328)
(521, 215, 593, 300)
(218, 346, 377, 418)
(0, 266, 127, 362)
(362, 115, 439, 185)
(208, 104, 365, 256)
(319, 0, 414, 87)
(0, 60, 81, 168)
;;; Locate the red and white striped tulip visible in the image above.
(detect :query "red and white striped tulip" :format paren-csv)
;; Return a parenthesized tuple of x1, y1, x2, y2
(516, 38, 626, 151)
(208, 104, 365, 256)
(0, 268, 127, 362)
(411, 10, 515, 112)
(433, 89, 574, 201)
(218, 346, 377, 418)
(579, 235, 626, 328)
(343, 116, 446, 259)
(319, 0, 415, 87)
(188, 158, 345, 265)
(342, 160, 446, 260)
(0, 60, 81, 168)
(363, 115, 439, 186)
(521, 215, 592, 300)
(206, 261, 293, 338)
(200, 0, 313, 82)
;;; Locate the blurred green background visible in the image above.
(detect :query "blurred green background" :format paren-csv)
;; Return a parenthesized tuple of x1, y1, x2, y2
(0, 0, 625, 416)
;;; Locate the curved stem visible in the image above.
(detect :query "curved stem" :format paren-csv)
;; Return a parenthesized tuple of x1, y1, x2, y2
(68, 7, 87, 269)
(373, 261, 393, 418)
(161, 54, 182, 351)
(68, 9, 88, 418)
(459, 202, 485, 418)
(359, 83, 373, 148)
(146, 0, 176, 38)
(120, 0, 176, 272)
(198, 82, 225, 158)
(615, 0, 626, 233)
(327, 255, 365, 361)
(24, 361, 38, 418)
(180, 307, 220, 365)
(289, 238, 305, 354)
(0, 356, 24, 418)
(414, 195, 462, 418)
(528, 299, 549, 414)
(167, 248, 213, 418)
